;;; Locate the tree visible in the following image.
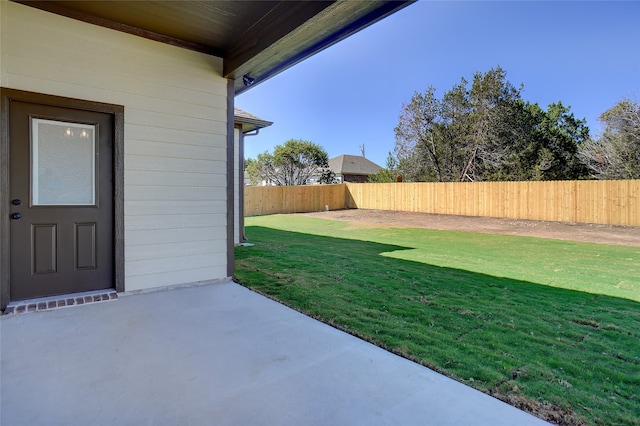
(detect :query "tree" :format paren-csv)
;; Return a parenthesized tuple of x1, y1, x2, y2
(467, 67, 522, 181)
(484, 101, 589, 181)
(317, 168, 338, 185)
(369, 152, 399, 183)
(578, 99, 640, 179)
(533, 102, 590, 180)
(394, 86, 445, 182)
(394, 68, 521, 182)
(394, 66, 590, 182)
(394, 79, 477, 182)
(245, 139, 331, 186)
(244, 156, 265, 186)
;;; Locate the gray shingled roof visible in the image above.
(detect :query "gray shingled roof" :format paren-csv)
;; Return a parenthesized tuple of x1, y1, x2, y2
(234, 108, 273, 133)
(329, 154, 382, 176)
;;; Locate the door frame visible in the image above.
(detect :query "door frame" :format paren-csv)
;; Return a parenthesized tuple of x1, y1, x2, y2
(1, 88, 124, 311)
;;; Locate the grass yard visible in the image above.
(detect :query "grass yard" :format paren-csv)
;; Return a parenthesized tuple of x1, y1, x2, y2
(235, 215, 640, 425)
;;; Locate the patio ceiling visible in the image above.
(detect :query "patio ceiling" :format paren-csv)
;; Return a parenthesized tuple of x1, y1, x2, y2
(15, 0, 414, 95)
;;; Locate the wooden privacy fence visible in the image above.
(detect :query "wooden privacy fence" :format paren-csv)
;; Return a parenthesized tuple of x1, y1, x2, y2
(245, 180, 640, 226)
(244, 184, 347, 216)
(345, 180, 639, 226)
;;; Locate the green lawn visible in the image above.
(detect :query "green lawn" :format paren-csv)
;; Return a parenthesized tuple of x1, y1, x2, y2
(235, 214, 640, 426)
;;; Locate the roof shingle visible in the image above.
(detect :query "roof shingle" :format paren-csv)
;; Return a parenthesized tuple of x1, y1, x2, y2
(329, 154, 381, 175)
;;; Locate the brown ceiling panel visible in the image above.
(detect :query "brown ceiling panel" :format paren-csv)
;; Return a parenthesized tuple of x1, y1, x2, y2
(18, 0, 283, 56)
(229, 1, 414, 94)
(48, 1, 281, 47)
(15, 0, 414, 94)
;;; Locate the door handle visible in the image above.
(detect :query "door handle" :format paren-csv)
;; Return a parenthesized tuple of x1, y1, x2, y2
(11, 212, 21, 220)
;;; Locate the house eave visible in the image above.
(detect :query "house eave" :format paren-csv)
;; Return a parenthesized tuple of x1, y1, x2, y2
(229, 1, 415, 95)
(234, 109, 273, 134)
(14, 0, 415, 96)
(234, 117, 273, 134)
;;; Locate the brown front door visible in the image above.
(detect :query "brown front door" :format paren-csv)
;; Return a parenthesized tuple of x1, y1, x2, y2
(8, 100, 114, 301)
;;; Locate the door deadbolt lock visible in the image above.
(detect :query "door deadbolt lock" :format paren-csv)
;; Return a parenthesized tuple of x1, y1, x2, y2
(11, 199, 21, 206)
(11, 212, 21, 220)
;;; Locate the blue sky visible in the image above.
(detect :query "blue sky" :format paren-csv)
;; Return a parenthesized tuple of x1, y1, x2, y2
(237, 1, 640, 168)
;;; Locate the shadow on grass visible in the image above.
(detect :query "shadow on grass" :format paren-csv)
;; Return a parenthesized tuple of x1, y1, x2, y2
(235, 226, 640, 426)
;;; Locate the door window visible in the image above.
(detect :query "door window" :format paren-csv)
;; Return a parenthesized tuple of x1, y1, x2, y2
(31, 118, 96, 206)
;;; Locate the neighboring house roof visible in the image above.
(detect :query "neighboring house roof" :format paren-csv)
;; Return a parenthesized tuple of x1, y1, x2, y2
(329, 154, 382, 176)
(21, 1, 414, 95)
(234, 108, 273, 133)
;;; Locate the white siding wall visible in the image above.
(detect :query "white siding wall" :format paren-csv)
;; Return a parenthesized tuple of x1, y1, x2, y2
(1, 2, 230, 291)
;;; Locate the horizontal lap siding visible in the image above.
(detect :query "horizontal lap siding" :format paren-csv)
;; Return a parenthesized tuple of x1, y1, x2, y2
(2, 3, 229, 291)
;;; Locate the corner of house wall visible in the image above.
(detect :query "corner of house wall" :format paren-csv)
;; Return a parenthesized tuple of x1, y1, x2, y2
(0, 0, 6, 88)
(226, 79, 235, 277)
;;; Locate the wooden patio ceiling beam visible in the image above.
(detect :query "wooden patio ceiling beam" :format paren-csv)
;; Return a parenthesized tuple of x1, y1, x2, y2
(14, 1, 224, 57)
(227, 1, 415, 95)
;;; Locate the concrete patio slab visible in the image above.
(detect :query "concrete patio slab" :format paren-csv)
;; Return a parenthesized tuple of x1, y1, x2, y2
(1, 281, 550, 425)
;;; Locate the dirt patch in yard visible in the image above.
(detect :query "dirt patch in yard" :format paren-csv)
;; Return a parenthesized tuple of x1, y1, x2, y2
(300, 209, 640, 247)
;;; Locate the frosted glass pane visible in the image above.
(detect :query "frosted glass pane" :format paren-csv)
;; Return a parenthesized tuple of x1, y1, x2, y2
(32, 119, 96, 206)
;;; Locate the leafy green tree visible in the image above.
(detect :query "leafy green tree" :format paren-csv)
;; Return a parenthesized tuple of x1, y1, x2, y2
(533, 102, 590, 180)
(395, 68, 522, 182)
(440, 78, 474, 181)
(467, 67, 523, 180)
(578, 99, 640, 179)
(484, 101, 589, 181)
(245, 139, 330, 186)
(369, 152, 399, 183)
(394, 86, 442, 182)
(317, 168, 337, 185)
(394, 66, 590, 182)
(394, 80, 474, 182)
(245, 154, 271, 186)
